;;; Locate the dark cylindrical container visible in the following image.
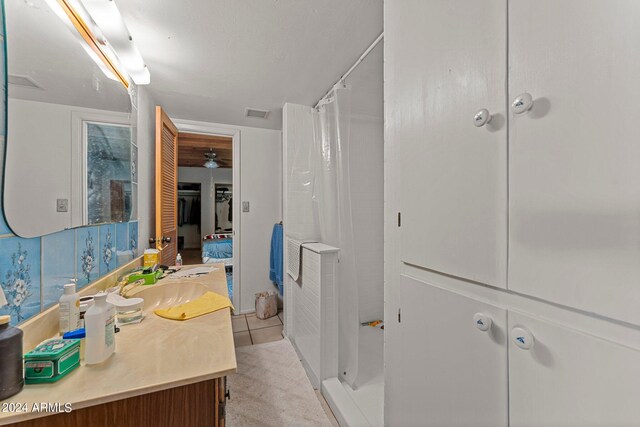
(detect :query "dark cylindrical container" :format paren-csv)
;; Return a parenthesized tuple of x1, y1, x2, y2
(0, 315, 24, 401)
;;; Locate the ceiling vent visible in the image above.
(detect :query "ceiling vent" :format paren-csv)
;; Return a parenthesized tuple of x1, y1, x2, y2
(245, 108, 270, 119)
(8, 74, 42, 89)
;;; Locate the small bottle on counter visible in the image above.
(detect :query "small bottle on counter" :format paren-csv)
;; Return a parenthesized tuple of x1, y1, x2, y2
(84, 292, 116, 365)
(79, 296, 95, 328)
(0, 315, 24, 400)
(176, 253, 183, 266)
(59, 282, 80, 334)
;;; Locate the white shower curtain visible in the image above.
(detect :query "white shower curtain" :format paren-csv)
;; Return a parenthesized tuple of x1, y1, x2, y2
(295, 41, 384, 391)
(311, 84, 361, 387)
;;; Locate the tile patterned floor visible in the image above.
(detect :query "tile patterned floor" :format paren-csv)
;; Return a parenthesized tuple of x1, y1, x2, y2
(232, 310, 284, 347)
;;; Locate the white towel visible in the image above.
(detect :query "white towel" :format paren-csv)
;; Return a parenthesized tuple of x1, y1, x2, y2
(287, 238, 303, 281)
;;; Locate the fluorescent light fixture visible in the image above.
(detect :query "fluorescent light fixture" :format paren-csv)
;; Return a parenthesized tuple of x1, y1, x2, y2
(81, 0, 151, 85)
(43, 0, 151, 86)
(44, 0, 130, 87)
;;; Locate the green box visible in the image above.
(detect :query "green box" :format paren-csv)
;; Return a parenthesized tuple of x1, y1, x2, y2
(24, 339, 80, 384)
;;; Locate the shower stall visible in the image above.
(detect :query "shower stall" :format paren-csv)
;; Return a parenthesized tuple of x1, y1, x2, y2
(283, 38, 384, 426)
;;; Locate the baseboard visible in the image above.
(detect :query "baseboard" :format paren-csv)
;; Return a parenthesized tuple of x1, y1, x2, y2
(289, 337, 321, 389)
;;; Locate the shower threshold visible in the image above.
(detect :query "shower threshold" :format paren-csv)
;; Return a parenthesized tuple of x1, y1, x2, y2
(322, 377, 384, 427)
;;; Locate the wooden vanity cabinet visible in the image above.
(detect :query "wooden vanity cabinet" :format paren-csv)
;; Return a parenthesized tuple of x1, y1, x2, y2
(5, 377, 228, 427)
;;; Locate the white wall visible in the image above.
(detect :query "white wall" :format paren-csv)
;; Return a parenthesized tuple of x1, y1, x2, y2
(172, 118, 282, 313)
(6, 99, 73, 235)
(348, 115, 384, 325)
(135, 86, 157, 256)
(177, 166, 233, 248)
(238, 125, 282, 312)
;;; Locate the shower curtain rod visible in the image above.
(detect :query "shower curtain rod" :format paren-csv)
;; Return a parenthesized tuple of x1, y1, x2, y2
(314, 32, 384, 109)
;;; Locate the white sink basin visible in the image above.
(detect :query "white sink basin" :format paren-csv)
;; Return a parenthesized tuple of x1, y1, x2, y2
(129, 282, 209, 313)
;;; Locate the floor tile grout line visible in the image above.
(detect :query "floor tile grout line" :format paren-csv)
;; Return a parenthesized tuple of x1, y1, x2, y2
(247, 323, 282, 331)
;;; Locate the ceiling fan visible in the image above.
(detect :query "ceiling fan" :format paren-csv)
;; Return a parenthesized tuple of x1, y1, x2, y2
(203, 149, 219, 169)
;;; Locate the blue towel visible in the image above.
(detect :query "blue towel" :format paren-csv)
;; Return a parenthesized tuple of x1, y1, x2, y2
(226, 271, 233, 300)
(270, 223, 284, 295)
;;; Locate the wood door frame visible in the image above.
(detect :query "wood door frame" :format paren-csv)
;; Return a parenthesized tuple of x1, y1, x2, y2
(172, 119, 241, 311)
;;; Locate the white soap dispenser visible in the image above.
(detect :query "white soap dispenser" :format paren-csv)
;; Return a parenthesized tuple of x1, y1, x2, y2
(84, 292, 116, 365)
(59, 282, 80, 334)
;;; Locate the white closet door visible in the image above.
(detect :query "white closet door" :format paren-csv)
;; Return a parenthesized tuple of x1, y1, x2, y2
(386, 0, 507, 287)
(386, 275, 508, 427)
(508, 1, 640, 324)
(509, 312, 640, 427)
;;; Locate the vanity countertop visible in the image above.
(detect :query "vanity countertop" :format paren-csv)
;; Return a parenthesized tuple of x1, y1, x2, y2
(0, 264, 236, 425)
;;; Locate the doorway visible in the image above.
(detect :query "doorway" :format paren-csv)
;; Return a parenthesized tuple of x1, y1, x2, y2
(177, 182, 202, 263)
(175, 130, 237, 301)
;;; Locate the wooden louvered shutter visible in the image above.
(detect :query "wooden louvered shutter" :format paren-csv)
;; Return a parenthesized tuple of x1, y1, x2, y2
(155, 106, 178, 265)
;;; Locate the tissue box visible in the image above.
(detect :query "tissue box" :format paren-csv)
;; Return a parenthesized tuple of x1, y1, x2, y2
(24, 339, 80, 384)
(143, 249, 160, 268)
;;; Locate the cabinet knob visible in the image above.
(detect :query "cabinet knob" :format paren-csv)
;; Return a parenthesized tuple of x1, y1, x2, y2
(473, 313, 492, 331)
(511, 93, 534, 115)
(473, 109, 492, 127)
(512, 326, 535, 350)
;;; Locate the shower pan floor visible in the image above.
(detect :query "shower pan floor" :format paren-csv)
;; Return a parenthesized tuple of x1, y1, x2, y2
(342, 378, 384, 426)
(323, 326, 384, 426)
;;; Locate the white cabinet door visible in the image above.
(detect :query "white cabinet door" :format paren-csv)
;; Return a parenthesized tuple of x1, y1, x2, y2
(509, 312, 640, 427)
(386, 0, 507, 287)
(386, 275, 508, 427)
(508, 0, 640, 324)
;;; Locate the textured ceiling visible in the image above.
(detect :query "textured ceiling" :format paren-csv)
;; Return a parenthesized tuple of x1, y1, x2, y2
(117, 0, 383, 129)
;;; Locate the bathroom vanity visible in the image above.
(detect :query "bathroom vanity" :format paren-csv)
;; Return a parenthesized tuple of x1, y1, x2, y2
(0, 264, 236, 427)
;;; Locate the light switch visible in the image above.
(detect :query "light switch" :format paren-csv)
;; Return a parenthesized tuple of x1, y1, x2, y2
(242, 201, 250, 212)
(56, 199, 69, 212)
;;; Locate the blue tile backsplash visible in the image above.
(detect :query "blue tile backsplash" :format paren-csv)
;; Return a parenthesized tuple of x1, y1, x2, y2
(116, 222, 131, 267)
(0, 2, 140, 326)
(0, 237, 41, 323)
(0, 220, 139, 326)
(100, 224, 116, 277)
(76, 226, 99, 287)
(42, 230, 75, 309)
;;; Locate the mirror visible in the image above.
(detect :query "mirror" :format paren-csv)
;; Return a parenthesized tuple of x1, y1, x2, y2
(4, 0, 134, 238)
